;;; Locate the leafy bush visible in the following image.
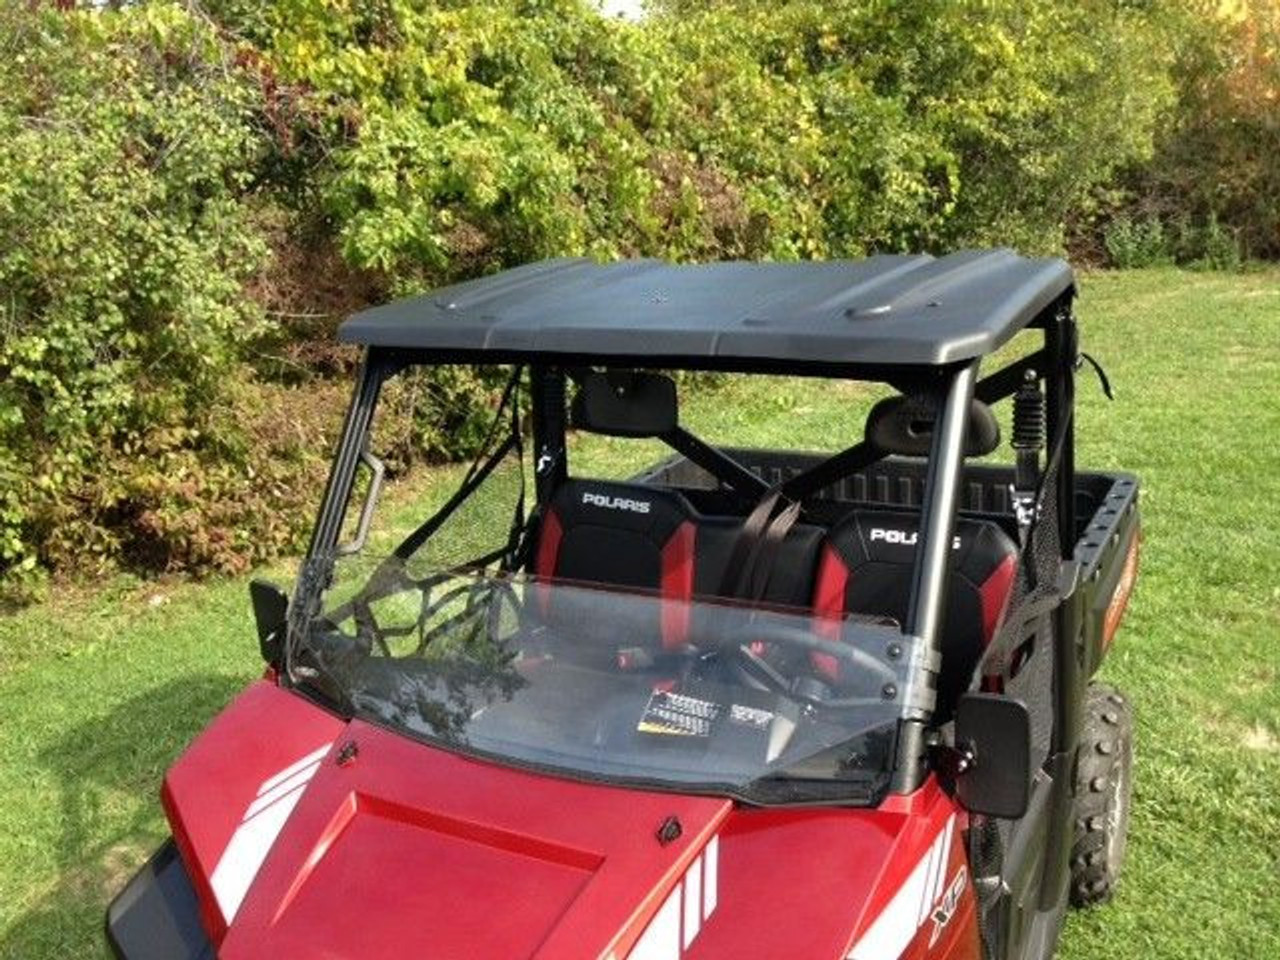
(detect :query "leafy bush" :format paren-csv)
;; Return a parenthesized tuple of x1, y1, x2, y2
(260, 0, 696, 289)
(54, 378, 345, 577)
(1104, 217, 1175, 269)
(1187, 215, 1244, 272)
(3, 0, 1262, 594)
(0, 4, 270, 583)
(1101, 210, 1244, 273)
(1095, 0, 1279, 264)
(652, 0, 1179, 255)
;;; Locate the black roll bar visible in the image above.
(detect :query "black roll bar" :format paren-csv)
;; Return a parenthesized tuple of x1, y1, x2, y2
(892, 359, 980, 792)
(905, 361, 980, 643)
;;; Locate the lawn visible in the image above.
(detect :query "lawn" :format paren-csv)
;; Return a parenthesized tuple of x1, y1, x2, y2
(1, 268, 1277, 958)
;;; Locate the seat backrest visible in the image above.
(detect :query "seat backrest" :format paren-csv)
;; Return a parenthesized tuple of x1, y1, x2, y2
(692, 519, 824, 610)
(813, 509, 1018, 713)
(532, 479, 822, 651)
(534, 479, 697, 651)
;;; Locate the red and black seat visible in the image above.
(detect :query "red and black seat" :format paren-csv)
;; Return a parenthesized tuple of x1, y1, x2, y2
(532, 479, 822, 652)
(531, 478, 1016, 714)
(813, 510, 1018, 713)
(533, 479, 699, 652)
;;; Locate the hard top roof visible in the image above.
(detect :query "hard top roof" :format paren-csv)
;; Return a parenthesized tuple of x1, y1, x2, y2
(340, 249, 1073, 370)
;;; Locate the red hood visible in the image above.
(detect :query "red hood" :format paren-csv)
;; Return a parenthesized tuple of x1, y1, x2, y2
(163, 682, 978, 960)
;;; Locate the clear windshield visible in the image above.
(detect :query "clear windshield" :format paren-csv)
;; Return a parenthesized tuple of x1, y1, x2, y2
(295, 559, 928, 806)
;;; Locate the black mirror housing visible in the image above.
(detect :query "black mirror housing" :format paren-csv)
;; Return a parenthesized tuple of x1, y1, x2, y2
(249, 579, 289, 667)
(953, 693, 1033, 819)
(571, 371, 678, 438)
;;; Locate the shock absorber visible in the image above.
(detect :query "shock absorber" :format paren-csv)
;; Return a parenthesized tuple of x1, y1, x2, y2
(1011, 369, 1045, 532)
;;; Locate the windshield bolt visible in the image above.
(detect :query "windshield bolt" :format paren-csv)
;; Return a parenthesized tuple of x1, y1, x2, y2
(881, 683, 898, 700)
(656, 815, 683, 846)
(887, 642, 902, 660)
(336, 739, 359, 767)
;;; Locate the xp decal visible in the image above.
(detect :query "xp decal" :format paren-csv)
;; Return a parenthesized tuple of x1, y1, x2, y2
(845, 816, 956, 960)
(929, 867, 969, 948)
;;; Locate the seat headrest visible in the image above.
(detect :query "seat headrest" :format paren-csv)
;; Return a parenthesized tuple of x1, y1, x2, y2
(549, 479, 695, 531)
(865, 394, 1000, 458)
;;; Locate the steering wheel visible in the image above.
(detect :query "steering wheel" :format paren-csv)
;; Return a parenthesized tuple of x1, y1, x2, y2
(718, 620, 901, 709)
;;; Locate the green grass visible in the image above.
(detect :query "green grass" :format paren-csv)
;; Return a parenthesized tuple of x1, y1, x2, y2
(1, 268, 1278, 958)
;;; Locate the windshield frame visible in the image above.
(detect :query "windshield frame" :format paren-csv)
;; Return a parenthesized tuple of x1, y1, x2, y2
(286, 349, 989, 801)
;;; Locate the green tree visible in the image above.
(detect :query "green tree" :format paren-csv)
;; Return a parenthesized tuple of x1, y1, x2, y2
(0, 3, 268, 580)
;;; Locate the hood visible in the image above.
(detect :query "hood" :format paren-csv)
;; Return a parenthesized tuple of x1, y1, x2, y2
(163, 682, 976, 960)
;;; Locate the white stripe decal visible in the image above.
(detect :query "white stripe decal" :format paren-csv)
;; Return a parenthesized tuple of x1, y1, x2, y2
(208, 743, 332, 922)
(847, 817, 956, 960)
(682, 860, 702, 948)
(627, 835, 720, 960)
(916, 839, 935, 928)
(935, 816, 955, 904)
(921, 829, 945, 925)
(702, 835, 718, 919)
(258, 744, 330, 794)
(242, 760, 323, 822)
(628, 884, 682, 960)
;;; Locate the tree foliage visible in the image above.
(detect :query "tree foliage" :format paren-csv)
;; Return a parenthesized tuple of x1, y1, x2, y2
(1119, 0, 1280, 260)
(0, 4, 273, 583)
(258, 0, 1181, 277)
(652, 0, 1177, 255)
(0, 0, 1268, 590)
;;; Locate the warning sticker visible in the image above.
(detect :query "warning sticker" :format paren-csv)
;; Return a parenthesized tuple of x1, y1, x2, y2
(638, 691, 722, 737)
(728, 704, 774, 729)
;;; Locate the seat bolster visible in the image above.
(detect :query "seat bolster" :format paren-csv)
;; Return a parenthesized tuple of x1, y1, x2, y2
(659, 521, 696, 649)
(977, 552, 1018, 646)
(811, 543, 851, 681)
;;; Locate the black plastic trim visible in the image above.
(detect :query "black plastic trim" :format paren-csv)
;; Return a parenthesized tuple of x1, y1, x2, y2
(105, 839, 215, 960)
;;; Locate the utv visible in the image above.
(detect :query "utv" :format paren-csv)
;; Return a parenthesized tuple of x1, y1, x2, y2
(107, 251, 1140, 960)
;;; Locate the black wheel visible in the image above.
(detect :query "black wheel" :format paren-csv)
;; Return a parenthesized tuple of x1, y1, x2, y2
(1069, 682, 1134, 908)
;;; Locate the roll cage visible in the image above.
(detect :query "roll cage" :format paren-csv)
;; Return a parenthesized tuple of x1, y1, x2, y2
(287, 251, 1084, 804)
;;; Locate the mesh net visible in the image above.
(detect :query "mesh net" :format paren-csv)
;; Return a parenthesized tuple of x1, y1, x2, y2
(967, 414, 1070, 959)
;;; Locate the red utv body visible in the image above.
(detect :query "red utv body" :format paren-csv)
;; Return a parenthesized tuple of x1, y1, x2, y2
(108, 253, 1140, 960)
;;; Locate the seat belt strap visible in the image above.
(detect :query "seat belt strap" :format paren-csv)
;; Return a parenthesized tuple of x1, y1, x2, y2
(719, 440, 886, 600)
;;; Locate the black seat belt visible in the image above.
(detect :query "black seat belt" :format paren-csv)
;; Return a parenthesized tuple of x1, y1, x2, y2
(718, 439, 887, 600)
(717, 355, 1087, 603)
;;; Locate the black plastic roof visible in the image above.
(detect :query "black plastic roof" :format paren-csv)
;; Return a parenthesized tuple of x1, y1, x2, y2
(339, 250, 1073, 369)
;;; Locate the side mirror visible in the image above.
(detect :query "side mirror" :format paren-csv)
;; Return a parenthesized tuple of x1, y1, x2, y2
(249, 579, 289, 667)
(950, 693, 1032, 819)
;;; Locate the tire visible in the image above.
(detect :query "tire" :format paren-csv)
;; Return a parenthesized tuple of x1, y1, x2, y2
(1069, 683, 1134, 908)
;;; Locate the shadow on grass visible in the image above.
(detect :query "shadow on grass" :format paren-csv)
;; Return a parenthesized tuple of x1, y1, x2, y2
(0, 674, 243, 959)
